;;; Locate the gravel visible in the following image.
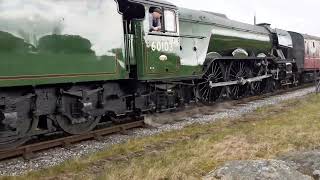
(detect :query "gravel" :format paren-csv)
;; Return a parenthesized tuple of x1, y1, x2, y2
(0, 86, 316, 176)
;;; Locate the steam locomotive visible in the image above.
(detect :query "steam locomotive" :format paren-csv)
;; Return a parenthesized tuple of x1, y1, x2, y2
(0, 0, 319, 149)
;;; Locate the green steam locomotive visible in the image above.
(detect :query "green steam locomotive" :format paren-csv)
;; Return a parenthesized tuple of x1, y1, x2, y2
(0, 0, 311, 149)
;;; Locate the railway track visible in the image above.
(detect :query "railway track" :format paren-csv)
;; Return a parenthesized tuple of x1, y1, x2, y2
(0, 84, 314, 161)
(0, 120, 145, 160)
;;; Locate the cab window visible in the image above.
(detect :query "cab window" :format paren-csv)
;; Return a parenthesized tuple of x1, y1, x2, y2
(148, 7, 177, 34)
(164, 10, 177, 33)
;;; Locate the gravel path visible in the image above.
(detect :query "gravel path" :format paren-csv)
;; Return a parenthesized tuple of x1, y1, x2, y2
(0, 86, 316, 176)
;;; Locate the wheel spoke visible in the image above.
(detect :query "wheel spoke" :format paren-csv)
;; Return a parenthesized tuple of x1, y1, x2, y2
(213, 71, 222, 79)
(199, 84, 207, 92)
(211, 63, 217, 75)
(231, 68, 237, 75)
(202, 89, 208, 99)
(203, 74, 209, 80)
(212, 64, 220, 78)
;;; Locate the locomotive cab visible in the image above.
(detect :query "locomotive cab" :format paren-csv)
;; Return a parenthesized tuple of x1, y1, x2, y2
(130, 1, 182, 80)
(118, 0, 183, 80)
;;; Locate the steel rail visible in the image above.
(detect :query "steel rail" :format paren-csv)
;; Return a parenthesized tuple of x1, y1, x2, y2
(0, 120, 145, 160)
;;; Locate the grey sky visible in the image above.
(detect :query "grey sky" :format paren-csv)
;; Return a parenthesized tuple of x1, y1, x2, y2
(168, 0, 319, 37)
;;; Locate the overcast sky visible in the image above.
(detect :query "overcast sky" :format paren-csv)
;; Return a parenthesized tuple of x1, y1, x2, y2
(168, 0, 320, 37)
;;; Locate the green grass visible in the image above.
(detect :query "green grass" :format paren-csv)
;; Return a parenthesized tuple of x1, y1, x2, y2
(3, 94, 320, 180)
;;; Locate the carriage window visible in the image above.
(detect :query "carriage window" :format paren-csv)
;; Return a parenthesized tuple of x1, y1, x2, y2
(164, 10, 177, 33)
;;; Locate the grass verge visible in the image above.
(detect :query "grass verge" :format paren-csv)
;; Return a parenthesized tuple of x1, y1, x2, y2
(2, 93, 320, 180)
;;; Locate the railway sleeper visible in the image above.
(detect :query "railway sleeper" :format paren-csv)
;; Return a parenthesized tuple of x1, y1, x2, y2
(23, 147, 36, 160)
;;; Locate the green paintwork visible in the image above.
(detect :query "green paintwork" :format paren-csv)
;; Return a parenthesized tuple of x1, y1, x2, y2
(133, 19, 203, 80)
(180, 8, 273, 57)
(133, 6, 204, 80)
(208, 34, 272, 56)
(132, 5, 272, 80)
(0, 0, 274, 87)
(0, 0, 127, 87)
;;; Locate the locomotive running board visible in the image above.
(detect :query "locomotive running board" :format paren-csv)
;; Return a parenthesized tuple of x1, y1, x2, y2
(209, 74, 272, 88)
